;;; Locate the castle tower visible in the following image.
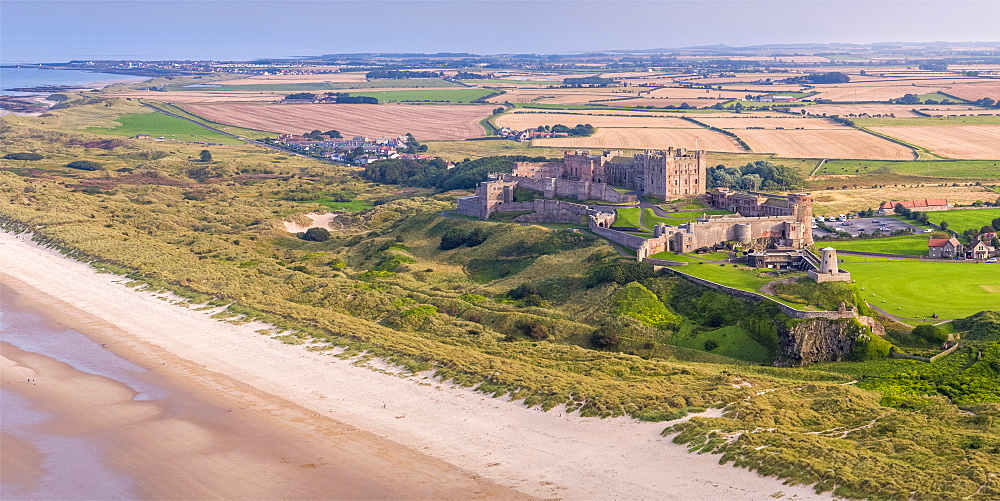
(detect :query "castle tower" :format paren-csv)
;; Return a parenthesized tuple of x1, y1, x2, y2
(787, 193, 814, 247)
(820, 247, 839, 274)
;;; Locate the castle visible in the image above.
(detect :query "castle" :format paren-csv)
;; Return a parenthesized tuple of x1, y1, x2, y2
(457, 148, 706, 219)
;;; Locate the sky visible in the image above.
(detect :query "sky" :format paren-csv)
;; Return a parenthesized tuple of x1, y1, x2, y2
(3, 0, 1000, 63)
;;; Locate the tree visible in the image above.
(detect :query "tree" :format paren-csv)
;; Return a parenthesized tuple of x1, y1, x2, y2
(913, 324, 947, 344)
(301, 227, 330, 242)
(439, 228, 467, 250)
(199, 149, 212, 162)
(66, 160, 103, 171)
(980, 225, 996, 234)
(591, 326, 619, 348)
(940, 220, 949, 230)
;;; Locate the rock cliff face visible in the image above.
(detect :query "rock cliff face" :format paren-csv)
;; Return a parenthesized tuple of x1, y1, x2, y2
(774, 318, 868, 367)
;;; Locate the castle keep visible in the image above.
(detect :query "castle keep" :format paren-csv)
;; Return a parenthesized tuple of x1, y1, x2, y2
(457, 148, 706, 219)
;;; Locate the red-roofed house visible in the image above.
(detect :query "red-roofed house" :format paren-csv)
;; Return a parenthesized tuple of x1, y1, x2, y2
(879, 199, 950, 215)
(928, 237, 963, 258)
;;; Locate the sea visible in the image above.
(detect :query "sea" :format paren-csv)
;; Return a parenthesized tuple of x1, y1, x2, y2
(0, 66, 143, 96)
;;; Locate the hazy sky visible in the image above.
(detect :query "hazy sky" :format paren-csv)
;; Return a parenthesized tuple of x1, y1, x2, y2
(3, 0, 1000, 63)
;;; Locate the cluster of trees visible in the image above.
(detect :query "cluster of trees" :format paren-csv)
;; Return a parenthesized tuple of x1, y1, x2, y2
(534, 123, 594, 137)
(3, 152, 43, 160)
(893, 203, 932, 225)
(453, 72, 486, 79)
(707, 160, 803, 191)
(302, 129, 343, 140)
(792, 72, 850, 84)
(973, 97, 999, 108)
(366, 70, 443, 79)
(285, 92, 316, 100)
(326, 92, 378, 104)
(297, 227, 331, 242)
(362, 155, 548, 191)
(66, 160, 103, 171)
(562, 76, 617, 87)
(439, 227, 488, 250)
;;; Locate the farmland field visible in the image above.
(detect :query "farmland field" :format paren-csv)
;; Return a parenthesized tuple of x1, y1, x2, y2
(495, 112, 699, 129)
(796, 104, 931, 118)
(698, 117, 846, 129)
(422, 140, 568, 162)
(642, 87, 749, 99)
(840, 257, 1000, 320)
(938, 81, 1000, 101)
(181, 103, 491, 140)
(346, 88, 497, 103)
(596, 97, 730, 108)
(809, 185, 998, 214)
(818, 159, 1000, 179)
(926, 208, 1000, 232)
(733, 129, 915, 159)
(214, 72, 371, 85)
(533, 127, 744, 152)
(824, 235, 932, 255)
(869, 126, 1000, 159)
(83, 112, 243, 145)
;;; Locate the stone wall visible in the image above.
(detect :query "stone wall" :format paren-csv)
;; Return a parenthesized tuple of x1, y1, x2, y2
(588, 219, 648, 249)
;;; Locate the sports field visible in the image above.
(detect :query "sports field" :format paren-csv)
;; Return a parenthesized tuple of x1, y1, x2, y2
(83, 112, 243, 145)
(926, 208, 1000, 232)
(840, 257, 1000, 320)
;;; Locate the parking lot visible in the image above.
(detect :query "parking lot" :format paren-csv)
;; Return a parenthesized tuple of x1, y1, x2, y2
(815, 216, 925, 238)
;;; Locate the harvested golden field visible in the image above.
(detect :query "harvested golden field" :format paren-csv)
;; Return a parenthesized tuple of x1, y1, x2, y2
(810, 185, 997, 214)
(734, 129, 915, 159)
(809, 84, 951, 102)
(870, 126, 1000, 159)
(698, 117, 846, 129)
(799, 104, 931, 118)
(942, 82, 1000, 101)
(643, 87, 748, 99)
(600, 97, 730, 108)
(495, 112, 699, 129)
(182, 103, 490, 140)
(683, 74, 801, 85)
(532, 127, 743, 152)
(486, 88, 621, 104)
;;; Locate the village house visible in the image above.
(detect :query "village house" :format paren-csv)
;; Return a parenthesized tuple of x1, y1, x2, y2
(928, 237, 963, 259)
(967, 238, 996, 260)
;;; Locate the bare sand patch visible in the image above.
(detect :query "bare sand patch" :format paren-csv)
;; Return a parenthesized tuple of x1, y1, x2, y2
(283, 212, 339, 233)
(981, 285, 1000, 293)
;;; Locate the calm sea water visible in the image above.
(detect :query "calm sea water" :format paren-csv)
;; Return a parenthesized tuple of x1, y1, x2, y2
(0, 67, 142, 96)
(0, 283, 157, 499)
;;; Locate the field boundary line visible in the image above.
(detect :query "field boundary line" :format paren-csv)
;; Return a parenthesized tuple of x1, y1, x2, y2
(809, 159, 827, 177)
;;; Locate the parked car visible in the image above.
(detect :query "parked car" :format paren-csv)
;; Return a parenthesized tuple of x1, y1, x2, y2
(987, 258, 998, 263)
(924, 229, 933, 233)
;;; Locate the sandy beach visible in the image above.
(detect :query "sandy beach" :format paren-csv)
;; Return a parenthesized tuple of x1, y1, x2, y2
(0, 230, 829, 500)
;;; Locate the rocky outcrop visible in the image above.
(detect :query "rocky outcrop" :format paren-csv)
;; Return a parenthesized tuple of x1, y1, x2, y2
(774, 318, 868, 367)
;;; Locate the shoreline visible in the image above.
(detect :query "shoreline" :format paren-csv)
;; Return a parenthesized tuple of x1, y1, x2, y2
(0, 230, 830, 499)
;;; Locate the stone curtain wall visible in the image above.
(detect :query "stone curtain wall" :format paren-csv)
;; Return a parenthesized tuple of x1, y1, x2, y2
(588, 218, 649, 249)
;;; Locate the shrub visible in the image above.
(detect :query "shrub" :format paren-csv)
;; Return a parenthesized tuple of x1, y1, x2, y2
(912, 324, 948, 344)
(508, 282, 541, 300)
(439, 228, 467, 250)
(301, 227, 331, 242)
(587, 260, 656, 286)
(704, 340, 719, 351)
(66, 160, 103, 171)
(591, 326, 620, 347)
(3, 152, 43, 160)
(466, 228, 488, 247)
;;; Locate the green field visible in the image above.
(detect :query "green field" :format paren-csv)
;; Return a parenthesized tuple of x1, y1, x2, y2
(347, 88, 496, 103)
(825, 234, 932, 255)
(171, 79, 462, 93)
(840, 256, 1000, 320)
(152, 102, 278, 139)
(852, 115, 1000, 127)
(668, 263, 789, 292)
(915, 92, 968, 104)
(84, 112, 243, 145)
(927, 208, 1000, 232)
(612, 207, 643, 228)
(297, 198, 373, 212)
(464, 79, 562, 86)
(818, 159, 1000, 178)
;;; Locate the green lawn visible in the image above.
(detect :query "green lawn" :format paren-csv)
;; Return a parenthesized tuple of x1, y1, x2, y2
(818, 159, 1000, 179)
(84, 112, 243, 145)
(825, 235, 932, 256)
(644, 208, 733, 227)
(668, 263, 790, 291)
(927, 208, 1000, 233)
(613, 207, 643, 228)
(347, 88, 497, 103)
(840, 256, 1000, 320)
(302, 198, 373, 212)
(649, 251, 730, 262)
